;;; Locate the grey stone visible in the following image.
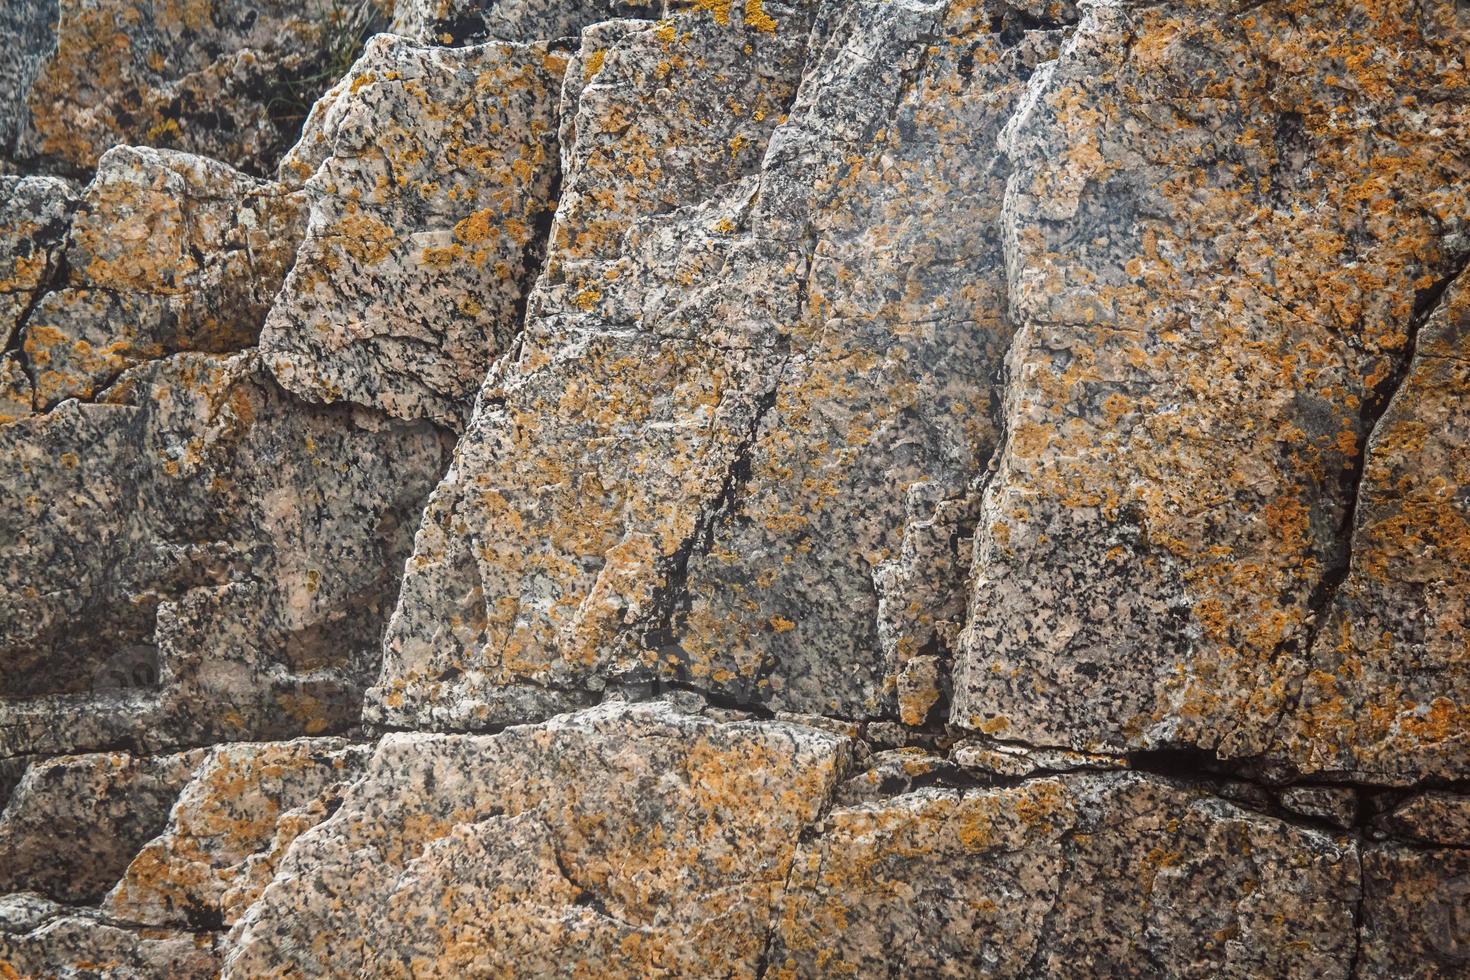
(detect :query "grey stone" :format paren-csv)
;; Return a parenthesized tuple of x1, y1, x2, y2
(262, 35, 564, 426)
(5, 0, 393, 175)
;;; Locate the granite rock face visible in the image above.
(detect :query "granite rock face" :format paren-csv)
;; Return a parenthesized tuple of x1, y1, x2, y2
(262, 34, 564, 425)
(951, 0, 1470, 778)
(367, 0, 1062, 730)
(390, 0, 660, 46)
(1277, 274, 1470, 783)
(0, 895, 221, 980)
(105, 737, 370, 930)
(772, 773, 1360, 978)
(0, 176, 75, 351)
(22, 146, 307, 413)
(0, 749, 205, 903)
(5, 0, 393, 175)
(1, 0, 1469, 975)
(0, 349, 451, 760)
(223, 699, 849, 977)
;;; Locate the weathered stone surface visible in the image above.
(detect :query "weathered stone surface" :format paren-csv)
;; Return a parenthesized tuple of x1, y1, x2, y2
(772, 772, 1359, 978)
(0, 749, 203, 903)
(367, 0, 822, 729)
(261, 35, 564, 425)
(950, 736, 1123, 779)
(20, 145, 306, 412)
(223, 699, 849, 977)
(832, 747, 952, 806)
(0, 175, 75, 350)
(1279, 786, 1357, 830)
(0, 351, 450, 758)
(0, 357, 33, 427)
(5, 0, 391, 175)
(952, 0, 1470, 781)
(1375, 790, 1470, 847)
(0, 901, 220, 980)
(1276, 273, 1470, 783)
(0, 0, 1467, 972)
(391, 0, 659, 46)
(1359, 844, 1470, 978)
(369, 0, 1066, 729)
(0, 0, 56, 168)
(674, 1, 1059, 723)
(105, 737, 369, 929)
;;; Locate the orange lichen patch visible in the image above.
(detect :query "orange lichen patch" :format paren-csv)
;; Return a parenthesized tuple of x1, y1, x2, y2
(275, 692, 332, 735)
(328, 210, 398, 267)
(584, 49, 607, 80)
(1008, 422, 1053, 459)
(744, 0, 778, 33)
(693, 0, 733, 26)
(452, 208, 500, 245)
(0, 252, 48, 294)
(262, 37, 564, 421)
(897, 662, 942, 726)
(979, 715, 1010, 735)
(74, 194, 194, 293)
(419, 243, 465, 268)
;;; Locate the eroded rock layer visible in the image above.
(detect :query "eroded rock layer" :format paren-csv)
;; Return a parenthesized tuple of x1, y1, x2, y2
(1, 0, 1468, 976)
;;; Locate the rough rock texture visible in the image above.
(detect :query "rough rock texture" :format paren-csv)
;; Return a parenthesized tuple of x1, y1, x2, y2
(0, 0, 1468, 975)
(0, 349, 451, 759)
(105, 738, 370, 930)
(772, 773, 1359, 977)
(391, 0, 660, 46)
(6, 0, 393, 175)
(951, 0, 1470, 780)
(1359, 845, 1470, 978)
(0, 176, 75, 350)
(368, 0, 1063, 729)
(368, 0, 825, 729)
(22, 146, 307, 412)
(0, 895, 220, 980)
(1375, 790, 1470, 847)
(1277, 274, 1470, 782)
(223, 699, 848, 977)
(262, 34, 564, 425)
(0, 749, 205, 903)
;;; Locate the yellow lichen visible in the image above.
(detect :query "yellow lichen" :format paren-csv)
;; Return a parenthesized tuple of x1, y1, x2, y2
(744, 0, 778, 33)
(584, 49, 607, 80)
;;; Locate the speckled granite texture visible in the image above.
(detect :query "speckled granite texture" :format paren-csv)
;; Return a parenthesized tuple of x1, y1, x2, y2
(2, 0, 1468, 976)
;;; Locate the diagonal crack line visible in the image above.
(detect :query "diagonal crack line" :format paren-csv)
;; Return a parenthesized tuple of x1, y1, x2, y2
(635, 0, 952, 670)
(753, 842, 797, 980)
(1318, 252, 1470, 615)
(1266, 252, 1470, 746)
(636, 357, 789, 662)
(5, 229, 73, 414)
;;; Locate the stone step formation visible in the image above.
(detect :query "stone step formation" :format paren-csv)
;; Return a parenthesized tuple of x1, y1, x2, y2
(1, 0, 1467, 976)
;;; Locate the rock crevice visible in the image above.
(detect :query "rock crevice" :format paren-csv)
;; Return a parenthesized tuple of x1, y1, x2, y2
(2, 0, 1468, 975)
